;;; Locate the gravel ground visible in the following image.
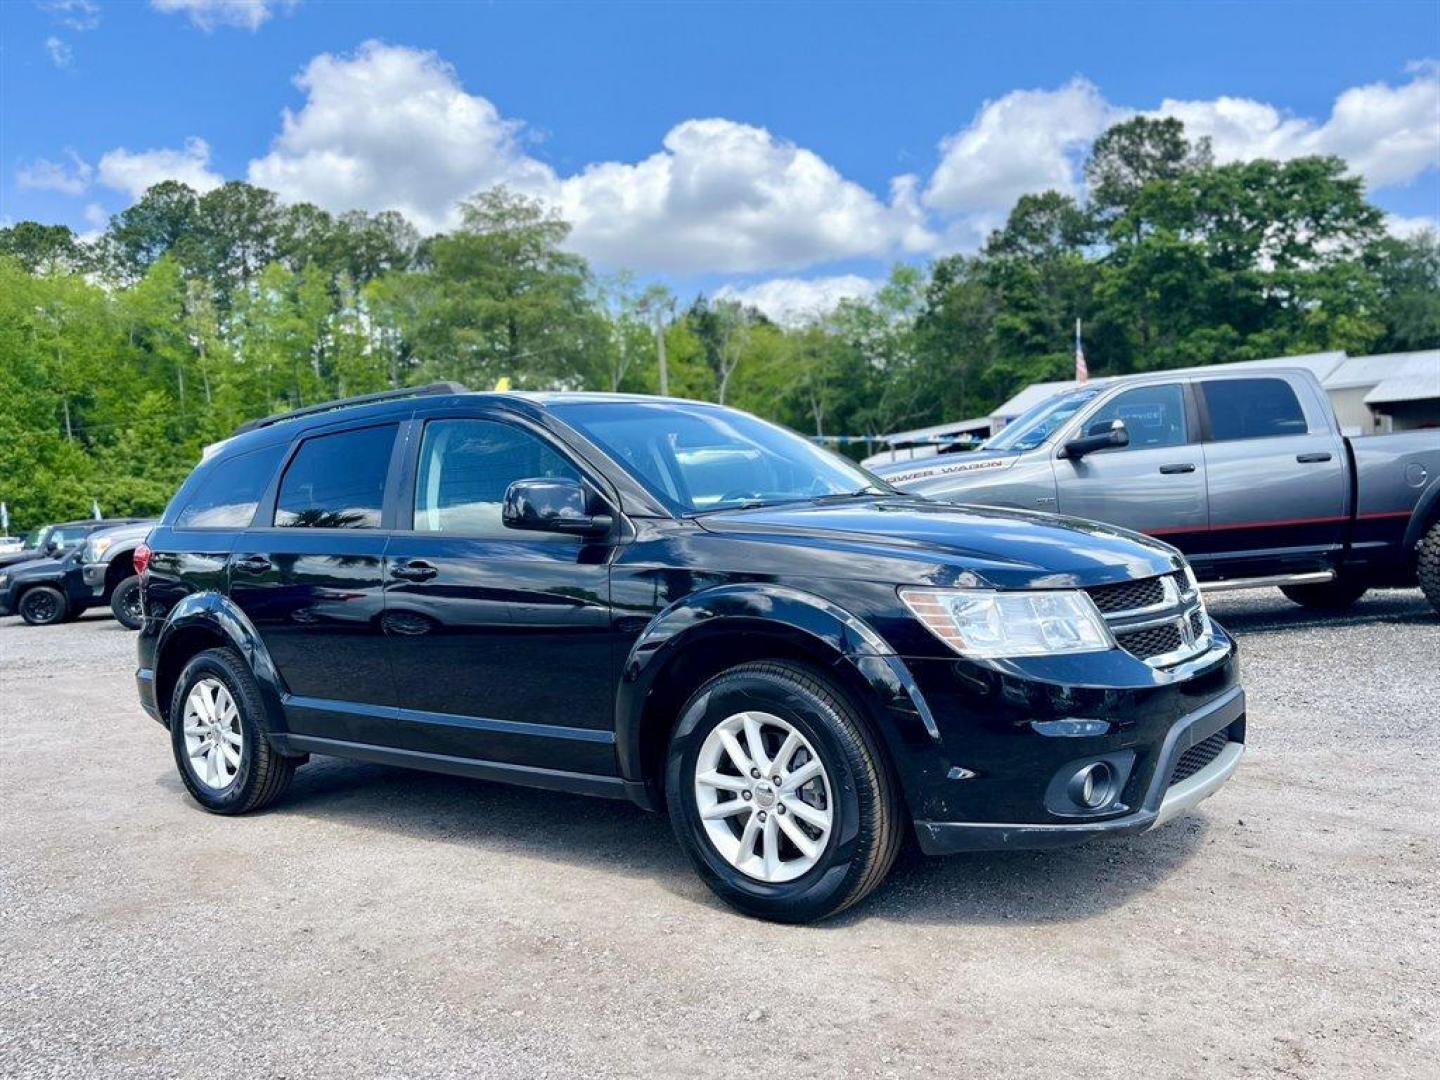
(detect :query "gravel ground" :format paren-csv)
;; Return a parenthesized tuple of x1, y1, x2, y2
(2, 590, 1437, 1079)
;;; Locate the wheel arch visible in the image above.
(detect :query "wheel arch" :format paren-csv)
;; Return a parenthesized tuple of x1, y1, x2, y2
(102, 551, 138, 598)
(153, 593, 289, 737)
(1402, 478, 1440, 554)
(615, 584, 938, 810)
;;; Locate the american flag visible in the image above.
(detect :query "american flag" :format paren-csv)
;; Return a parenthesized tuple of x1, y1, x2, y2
(1074, 318, 1088, 384)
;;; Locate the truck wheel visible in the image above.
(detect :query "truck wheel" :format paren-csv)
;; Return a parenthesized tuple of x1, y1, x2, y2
(109, 575, 144, 630)
(170, 647, 297, 815)
(18, 585, 69, 626)
(1280, 579, 1369, 611)
(1418, 520, 1440, 616)
(665, 660, 903, 923)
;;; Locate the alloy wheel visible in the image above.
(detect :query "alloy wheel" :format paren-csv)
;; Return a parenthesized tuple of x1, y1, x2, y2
(693, 711, 834, 883)
(182, 678, 243, 791)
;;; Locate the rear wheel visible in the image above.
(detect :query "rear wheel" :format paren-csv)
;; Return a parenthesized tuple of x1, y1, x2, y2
(18, 585, 68, 626)
(1280, 578, 1369, 611)
(1418, 520, 1440, 616)
(665, 660, 902, 923)
(109, 575, 144, 630)
(170, 647, 297, 814)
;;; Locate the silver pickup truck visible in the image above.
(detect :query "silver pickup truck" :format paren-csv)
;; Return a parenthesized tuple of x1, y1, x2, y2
(874, 367, 1440, 614)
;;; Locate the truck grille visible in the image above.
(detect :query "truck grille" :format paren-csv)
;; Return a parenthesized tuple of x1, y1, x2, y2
(1114, 622, 1184, 660)
(1086, 574, 1178, 615)
(1169, 731, 1230, 786)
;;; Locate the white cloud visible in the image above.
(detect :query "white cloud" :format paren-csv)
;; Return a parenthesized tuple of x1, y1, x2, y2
(1385, 213, 1439, 239)
(247, 42, 933, 272)
(925, 78, 1120, 215)
(97, 137, 223, 199)
(16, 152, 92, 194)
(1156, 62, 1440, 188)
(41, 0, 100, 31)
(83, 202, 109, 229)
(45, 36, 73, 68)
(717, 275, 881, 326)
(150, 0, 279, 32)
(247, 41, 553, 235)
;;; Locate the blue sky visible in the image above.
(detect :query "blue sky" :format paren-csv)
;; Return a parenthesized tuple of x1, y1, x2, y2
(4, 0, 1438, 317)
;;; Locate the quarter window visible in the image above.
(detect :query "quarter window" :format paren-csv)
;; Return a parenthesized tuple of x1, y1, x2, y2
(177, 443, 286, 528)
(274, 425, 397, 529)
(413, 419, 581, 537)
(1201, 379, 1308, 441)
(1082, 384, 1188, 450)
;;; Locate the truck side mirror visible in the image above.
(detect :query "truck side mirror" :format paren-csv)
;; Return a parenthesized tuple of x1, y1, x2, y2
(503, 477, 614, 538)
(1062, 419, 1129, 459)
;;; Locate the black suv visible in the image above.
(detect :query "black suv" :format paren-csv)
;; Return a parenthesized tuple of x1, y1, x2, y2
(137, 385, 1245, 922)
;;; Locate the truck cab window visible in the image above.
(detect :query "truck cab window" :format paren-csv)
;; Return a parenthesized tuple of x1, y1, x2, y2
(1082, 384, 1188, 449)
(1202, 378, 1308, 441)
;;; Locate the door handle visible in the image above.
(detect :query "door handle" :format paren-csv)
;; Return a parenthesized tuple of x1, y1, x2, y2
(391, 560, 438, 582)
(232, 554, 272, 574)
(1296, 452, 1332, 463)
(1159, 463, 1197, 474)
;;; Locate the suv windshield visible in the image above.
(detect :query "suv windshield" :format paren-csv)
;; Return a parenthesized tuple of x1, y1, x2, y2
(550, 401, 887, 514)
(984, 387, 1104, 453)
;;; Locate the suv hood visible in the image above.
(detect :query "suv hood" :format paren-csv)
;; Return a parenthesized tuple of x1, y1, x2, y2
(695, 497, 1180, 589)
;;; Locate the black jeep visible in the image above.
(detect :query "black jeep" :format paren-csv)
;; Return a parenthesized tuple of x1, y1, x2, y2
(136, 385, 1245, 922)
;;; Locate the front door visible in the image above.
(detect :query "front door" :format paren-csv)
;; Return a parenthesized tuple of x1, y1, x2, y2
(1053, 382, 1209, 553)
(227, 422, 400, 737)
(1196, 375, 1348, 576)
(381, 415, 617, 776)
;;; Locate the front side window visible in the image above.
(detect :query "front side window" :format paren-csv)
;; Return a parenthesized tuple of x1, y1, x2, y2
(274, 425, 397, 529)
(549, 401, 881, 514)
(177, 443, 287, 528)
(1082, 384, 1188, 450)
(1202, 378, 1308, 441)
(413, 419, 581, 537)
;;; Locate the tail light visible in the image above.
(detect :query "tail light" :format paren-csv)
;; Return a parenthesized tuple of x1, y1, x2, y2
(133, 542, 153, 575)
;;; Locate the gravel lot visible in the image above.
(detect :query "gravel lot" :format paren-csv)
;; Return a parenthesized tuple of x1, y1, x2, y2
(2, 590, 1437, 1079)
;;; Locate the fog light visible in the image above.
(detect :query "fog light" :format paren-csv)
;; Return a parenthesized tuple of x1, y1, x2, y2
(1069, 762, 1116, 809)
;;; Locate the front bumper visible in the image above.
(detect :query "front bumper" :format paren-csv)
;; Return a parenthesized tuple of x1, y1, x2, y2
(914, 683, 1245, 853)
(81, 563, 108, 593)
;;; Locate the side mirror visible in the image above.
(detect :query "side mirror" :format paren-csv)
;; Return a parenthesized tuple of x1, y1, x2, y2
(44, 538, 61, 556)
(502, 477, 614, 538)
(1062, 419, 1129, 459)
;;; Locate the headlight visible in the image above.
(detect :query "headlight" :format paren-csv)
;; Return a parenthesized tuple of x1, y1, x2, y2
(88, 537, 113, 561)
(901, 588, 1114, 658)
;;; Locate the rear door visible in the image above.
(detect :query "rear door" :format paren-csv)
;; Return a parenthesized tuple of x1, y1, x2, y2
(227, 422, 402, 736)
(380, 413, 617, 775)
(1196, 375, 1348, 575)
(1053, 381, 1210, 553)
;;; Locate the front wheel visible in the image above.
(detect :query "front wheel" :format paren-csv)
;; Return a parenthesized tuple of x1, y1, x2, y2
(18, 585, 69, 626)
(665, 661, 903, 923)
(1418, 520, 1440, 616)
(1280, 578, 1369, 611)
(109, 575, 144, 630)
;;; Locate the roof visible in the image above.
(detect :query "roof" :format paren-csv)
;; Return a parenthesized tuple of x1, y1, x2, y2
(879, 416, 991, 445)
(1330, 349, 1439, 395)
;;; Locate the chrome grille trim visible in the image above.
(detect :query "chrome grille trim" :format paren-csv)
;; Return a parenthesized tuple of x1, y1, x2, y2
(1088, 572, 1211, 668)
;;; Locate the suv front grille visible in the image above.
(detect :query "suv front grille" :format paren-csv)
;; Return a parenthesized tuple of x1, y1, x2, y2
(1169, 731, 1230, 786)
(1114, 621, 1184, 660)
(1086, 574, 1178, 615)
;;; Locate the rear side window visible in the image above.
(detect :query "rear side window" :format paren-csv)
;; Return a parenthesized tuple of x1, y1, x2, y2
(177, 443, 286, 528)
(413, 419, 580, 536)
(275, 425, 397, 529)
(1202, 379, 1308, 441)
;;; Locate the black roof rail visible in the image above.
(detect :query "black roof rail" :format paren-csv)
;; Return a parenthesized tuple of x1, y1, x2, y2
(232, 382, 470, 436)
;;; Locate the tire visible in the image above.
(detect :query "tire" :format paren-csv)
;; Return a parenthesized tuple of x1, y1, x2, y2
(1418, 520, 1440, 616)
(1279, 578, 1369, 611)
(169, 647, 297, 815)
(109, 575, 144, 630)
(18, 585, 68, 626)
(665, 660, 903, 923)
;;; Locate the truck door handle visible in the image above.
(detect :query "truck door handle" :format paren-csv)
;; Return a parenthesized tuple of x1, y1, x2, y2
(233, 554, 272, 574)
(391, 560, 438, 582)
(1296, 452, 1332, 463)
(1159, 463, 1196, 474)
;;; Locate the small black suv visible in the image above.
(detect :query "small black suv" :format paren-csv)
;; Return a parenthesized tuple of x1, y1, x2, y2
(137, 385, 1245, 921)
